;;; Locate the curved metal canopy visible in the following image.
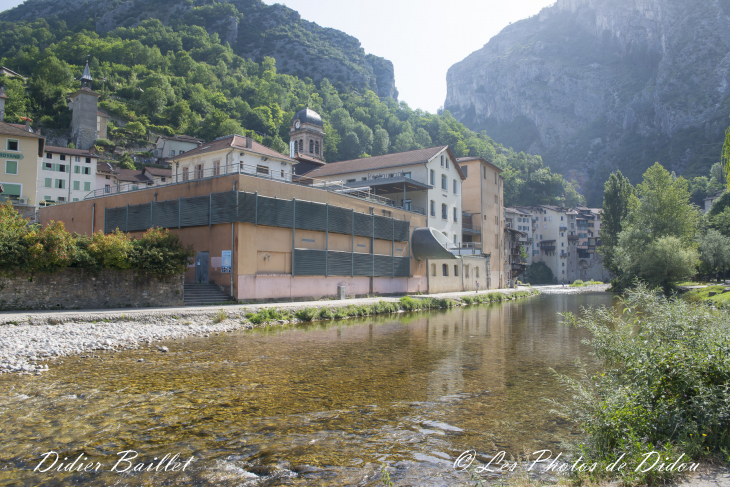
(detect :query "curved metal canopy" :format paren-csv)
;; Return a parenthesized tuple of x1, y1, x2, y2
(411, 227, 457, 261)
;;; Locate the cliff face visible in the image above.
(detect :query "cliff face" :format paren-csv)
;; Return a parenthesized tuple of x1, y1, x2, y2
(445, 0, 730, 204)
(0, 0, 397, 100)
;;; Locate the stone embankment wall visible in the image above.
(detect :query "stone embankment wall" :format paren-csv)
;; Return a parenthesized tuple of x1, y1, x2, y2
(0, 269, 184, 310)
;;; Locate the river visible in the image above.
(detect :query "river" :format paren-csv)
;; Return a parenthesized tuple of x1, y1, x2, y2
(0, 292, 614, 486)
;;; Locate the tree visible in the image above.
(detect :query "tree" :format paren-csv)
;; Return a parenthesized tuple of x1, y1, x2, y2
(341, 131, 361, 159)
(637, 236, 699, 292)
(125, 121, 146, 139)
(722, 120, 730, 188)
(699, 229, 730, 282)
(600, 170, 634, 274)
(372, 127, 389, 156)
(711, 207, 730, 237)
(525, 261, 553, 284)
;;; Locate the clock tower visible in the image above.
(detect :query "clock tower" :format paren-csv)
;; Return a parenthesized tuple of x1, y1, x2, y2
(289, 106, 325, 174)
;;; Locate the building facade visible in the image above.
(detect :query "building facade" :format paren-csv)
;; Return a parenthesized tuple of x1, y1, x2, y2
(0, 120, 45, 218)
(38, 146, 98, 204)
(152, 134, 203, 160)
(456, 157, 504, 289)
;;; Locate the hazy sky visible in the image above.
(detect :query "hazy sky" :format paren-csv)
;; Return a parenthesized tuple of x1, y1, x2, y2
(0, 0, 557, 112)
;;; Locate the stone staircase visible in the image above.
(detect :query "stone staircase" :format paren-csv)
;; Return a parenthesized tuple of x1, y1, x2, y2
(183, 283, 236, 306)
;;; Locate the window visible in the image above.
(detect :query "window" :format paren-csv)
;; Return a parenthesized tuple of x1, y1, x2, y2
(73, 198, 79, 202)
(213, 160, 221, 176)
(58, 196, 65, 202)
(346, 179, 356, 183)
(83, 167, 91, 175)
(43, 163, 51, 171)
(440, 155, 444, 167)
(73, 181, 80, 190)
(496, 235, 499, 248)
(453, 207, 458, 222)
(105, 175, 110, 180)
(430, 169, 435, 185)
(465, 266, 470, 278)
(495, 173, 497, 184)
(161, 177, 166, 182)
(561, 216, 564, 221)
(454, 234, 458, 245)
(441, 175, 447, 191)
(315, 141, 320, 155)
(446, 159, 449, 169)
(2, 183, 20, 198)
(170, 150, 175, 156)
(7, 139, 19, 151)
(43, 195, 51, 202)
(86, 157, 91, 164)
(179, 151, 184, 155)
(59, 154, 66, 161)
(5, 160, 17, 175)
(430, 200, 435, 217)
(403, 172, 411, 178)
(74, 156, 80, 162)
(549, 216, 552, 221)
(105, 184, 110, 193)
(441, 203, 448, 220)
(256, 165, 269, 175)
(298, 139, 303, 152)
(454, 264, 459, 276)
(195, 164, 204, 179)
(46, 152, 52, 159)
(362, 177, 367, 181)
(442, 264, 448, 277)
(55, 179, 65, 189)
(281, 170, 285, 178)
(182, 167, 189, 181)
(431, 264, 436, 276)
(44, 178, 52, 188)
(495, 195, 498, 204)
(84, 182, 90, 191)
(58, 165, 66, 173)
(453, 179, 458, 194)
(74, 165, 80, 174)
(309, 140, 314, 153)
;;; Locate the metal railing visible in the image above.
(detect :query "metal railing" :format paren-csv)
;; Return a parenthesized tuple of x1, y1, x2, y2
(462, 222, 482, 232)
(84, 162, 425, 215)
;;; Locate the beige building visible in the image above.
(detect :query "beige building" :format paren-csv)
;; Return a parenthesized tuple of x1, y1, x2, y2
(172, 134, 297, 184)
(0, 120, 45, 218)
(153, 134, 203, 160)
(456, 157, 504, 289)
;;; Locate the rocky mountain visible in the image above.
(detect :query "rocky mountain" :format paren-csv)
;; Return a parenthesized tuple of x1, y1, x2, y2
(0, 0, 397, 100)
(445, 0, 730, 205)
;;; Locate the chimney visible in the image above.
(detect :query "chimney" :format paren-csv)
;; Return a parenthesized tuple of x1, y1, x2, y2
(0, 86, 7, 122)
(245, 136, 253, 149)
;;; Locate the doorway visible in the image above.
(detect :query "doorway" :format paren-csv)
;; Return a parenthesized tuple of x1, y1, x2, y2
(195, 252, 209, 283)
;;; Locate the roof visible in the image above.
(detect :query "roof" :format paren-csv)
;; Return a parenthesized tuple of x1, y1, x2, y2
(291, 106, 323, 127)
(142, 166, 172, 177)
(505, 207, 530, 216)
(81, 61, 93, 82)
(306, 146, 466, 180)
(173, 134, 296, 163)
(294, 153, 325, 165)
(97, 110, 110, 118)
(0, 120, 44, 139)
(45, 145, 97, 157)
(157, 134, 203, 144)
(456, 156, 503, 173)
(97, 161, 116, 174)
(116, 169, 149, 183)
(0, 66, 24, 78)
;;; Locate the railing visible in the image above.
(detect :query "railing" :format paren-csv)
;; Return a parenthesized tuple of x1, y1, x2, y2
(84, 162, 425, 215)
(541, 246, 556, 251)
(449, 242, 483, 256)
(462, 222, 482, 233)
(559, 225, 568, 231)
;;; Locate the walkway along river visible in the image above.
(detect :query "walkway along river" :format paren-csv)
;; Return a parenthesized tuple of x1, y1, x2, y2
(0, 291, 614, 486)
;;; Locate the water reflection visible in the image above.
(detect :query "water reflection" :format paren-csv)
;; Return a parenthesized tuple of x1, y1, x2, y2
(0, 293, 613, 486)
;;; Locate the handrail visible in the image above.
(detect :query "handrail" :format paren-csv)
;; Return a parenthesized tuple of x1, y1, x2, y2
(82, 162, 425, 215)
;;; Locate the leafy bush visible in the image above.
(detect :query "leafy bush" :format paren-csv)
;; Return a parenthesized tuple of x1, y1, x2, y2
(569, 279, 585, 287)
(295, 308, 318, 322)
(128, 227, 195, 279)
(525, 261, 554, 284)
(555, 285, 730, 485)
(212, 309, 227, 324)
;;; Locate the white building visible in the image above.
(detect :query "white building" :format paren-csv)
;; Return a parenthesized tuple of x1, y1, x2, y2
(153, 134, 203, 160)
(38, 146, 98, 204)
(304, 146, 466, 245)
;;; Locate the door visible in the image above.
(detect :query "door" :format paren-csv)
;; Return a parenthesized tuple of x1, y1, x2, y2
(195, 252, 209, 283)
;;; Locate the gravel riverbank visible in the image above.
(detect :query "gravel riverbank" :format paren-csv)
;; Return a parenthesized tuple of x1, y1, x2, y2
(0, 289, 542, 375)
(533, 283, 612, 294)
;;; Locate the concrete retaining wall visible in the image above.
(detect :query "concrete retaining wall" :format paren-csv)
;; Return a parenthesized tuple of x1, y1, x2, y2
(0, 269, 184, 310)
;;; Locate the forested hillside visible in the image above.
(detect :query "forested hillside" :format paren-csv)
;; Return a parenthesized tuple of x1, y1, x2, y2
(0, 1, 585, 207)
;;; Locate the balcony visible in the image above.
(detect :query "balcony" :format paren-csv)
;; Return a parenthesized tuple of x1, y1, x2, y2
(541, 246, 556, 252)
(559, 225, 568, 231)
(462, 222, 482, 235)
(449, 242, 483, 256)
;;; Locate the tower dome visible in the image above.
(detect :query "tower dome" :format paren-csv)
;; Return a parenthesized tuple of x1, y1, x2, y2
(291, 106, 323, 127)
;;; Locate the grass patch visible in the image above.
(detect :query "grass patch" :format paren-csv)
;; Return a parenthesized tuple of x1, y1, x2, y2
(569, 280, 603, 287)
(212, 309, 228, 324)
(683, 285, 730, 308)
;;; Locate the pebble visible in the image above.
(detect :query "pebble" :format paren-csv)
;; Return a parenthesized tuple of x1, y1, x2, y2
(158, 346, 169, 353)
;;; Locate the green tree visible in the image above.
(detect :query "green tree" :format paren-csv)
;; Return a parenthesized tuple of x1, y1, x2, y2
(599, 170, 635, 274)
(372, 127, 389, 156)
(525, 261, 553, 284)
(637, 236, 699, 292)
(699, 229, 730, 282)
(711, 207, 730, 237)
(125, 121, 147, 139)
(341, 131, 361, 159)
(722, 120, 730, 188)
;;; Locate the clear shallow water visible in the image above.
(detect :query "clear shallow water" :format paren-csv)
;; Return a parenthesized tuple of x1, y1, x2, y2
(0, 293, 614, 486)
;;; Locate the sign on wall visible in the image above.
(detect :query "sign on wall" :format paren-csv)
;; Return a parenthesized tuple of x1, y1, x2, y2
(0, 152, 23, 159)
(221, 250, 231, 273)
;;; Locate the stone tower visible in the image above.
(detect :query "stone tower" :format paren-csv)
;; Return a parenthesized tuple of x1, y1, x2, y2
(69, 60, 100, 150)
(289, 106, 325, 162)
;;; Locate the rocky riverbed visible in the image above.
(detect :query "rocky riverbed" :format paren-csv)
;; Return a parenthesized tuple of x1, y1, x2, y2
(534, 283, 611, 294)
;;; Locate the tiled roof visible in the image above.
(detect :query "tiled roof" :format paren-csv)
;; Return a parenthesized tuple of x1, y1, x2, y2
(97, 161, 116, 174)
(45, 145, 97, 157)
(97, 110, 110, 118)
(143, 166, 172, 177)
(158, 134, 203, 144)
(294, 153, 325, 165)
(116, 169, 150, 183)
(0, 121, 44, 139)
(306, 146, 466, 180)
(173, 134, 296, 163)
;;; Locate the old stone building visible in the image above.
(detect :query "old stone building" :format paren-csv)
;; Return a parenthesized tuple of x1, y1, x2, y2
(289, 106, 326, 174)
(68, 61, 103, 150)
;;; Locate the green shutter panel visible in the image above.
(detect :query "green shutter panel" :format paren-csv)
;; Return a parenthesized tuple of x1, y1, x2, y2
(73, 181, 80, 190)
(84, 182, 90, 191)
(74, 165, 80, 174)
(44, 178, 52, 188)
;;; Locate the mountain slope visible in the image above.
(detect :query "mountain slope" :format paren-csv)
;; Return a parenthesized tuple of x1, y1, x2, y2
(0, 0, 398, 100)
(445, 0, 730, 205)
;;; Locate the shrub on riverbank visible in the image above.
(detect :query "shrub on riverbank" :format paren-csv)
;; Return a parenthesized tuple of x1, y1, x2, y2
(683, 285, 730, 309)
(568, 280, 603, 287)
(0, 202, 195, 278)
(556, 285, 730, 485)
